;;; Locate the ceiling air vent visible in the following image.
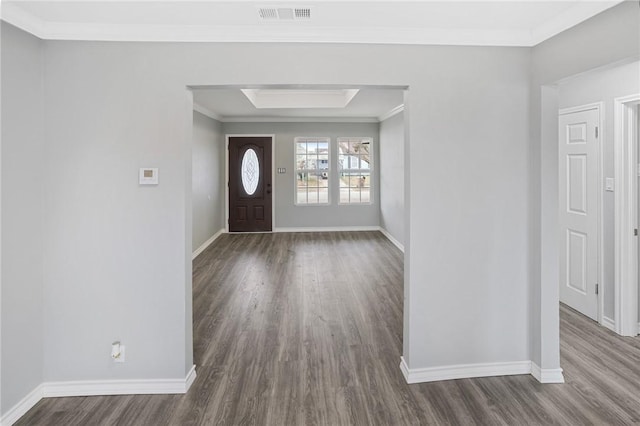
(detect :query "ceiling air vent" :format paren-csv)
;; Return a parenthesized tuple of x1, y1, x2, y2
(294, 8, 312, 19)
(258, 7, 312, 21)
(258, 8, 278, 20)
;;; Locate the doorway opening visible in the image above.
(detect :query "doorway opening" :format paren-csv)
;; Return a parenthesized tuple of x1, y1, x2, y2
(188, 83, 409, 375)
(555, 60, 640, 336)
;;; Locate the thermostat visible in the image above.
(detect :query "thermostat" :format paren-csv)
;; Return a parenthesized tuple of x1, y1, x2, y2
(139, 168, 159, 185)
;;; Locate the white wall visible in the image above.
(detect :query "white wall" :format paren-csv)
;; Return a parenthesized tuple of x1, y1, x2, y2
(530, 2, 640, 372)
(192, 111, 224, 252)
(558, 61, 640, 322)
(379, 111, 404, 248)
(223, 121, 380, 229)
(1, 22, 45, 414)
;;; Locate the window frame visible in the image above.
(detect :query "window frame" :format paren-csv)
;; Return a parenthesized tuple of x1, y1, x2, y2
(337, 136, 374, 205)
(294, 136, 331, 206)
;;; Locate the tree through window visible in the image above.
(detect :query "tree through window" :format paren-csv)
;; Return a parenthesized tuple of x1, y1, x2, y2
(338, 137, 372, 204)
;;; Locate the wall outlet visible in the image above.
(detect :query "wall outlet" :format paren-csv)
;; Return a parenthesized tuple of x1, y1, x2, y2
(114, 345, 125, 363)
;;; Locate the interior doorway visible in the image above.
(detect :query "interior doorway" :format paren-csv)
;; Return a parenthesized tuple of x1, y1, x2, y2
(189, 83, 409, 378)
(555, 60, 640, 336)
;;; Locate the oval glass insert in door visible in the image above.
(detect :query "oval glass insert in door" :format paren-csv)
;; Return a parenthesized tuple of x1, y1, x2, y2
(241, 148, 260, 195)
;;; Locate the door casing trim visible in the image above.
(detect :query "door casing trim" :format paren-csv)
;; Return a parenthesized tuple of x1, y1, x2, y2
(614, 94, 640, 336)
(225, 134, 276, 233)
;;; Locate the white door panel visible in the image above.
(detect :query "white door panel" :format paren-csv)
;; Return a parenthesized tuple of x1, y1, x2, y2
(559, 108, 599, 320)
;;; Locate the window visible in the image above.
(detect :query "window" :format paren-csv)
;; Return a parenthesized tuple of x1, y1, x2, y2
(295, 137, 330, 204)
(338, 137, 372, 204)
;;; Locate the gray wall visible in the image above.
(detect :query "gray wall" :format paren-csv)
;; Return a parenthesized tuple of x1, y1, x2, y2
(223, 121, 380, 229)
(558, 60, 640, 321)
(1, 23, 45, 413)
(192, 111, 224, 252)
(39, 40, 531, 380)
(379, 112, 405, 247)
(530, 2, 640, 371)
(42, 41, 192, 382)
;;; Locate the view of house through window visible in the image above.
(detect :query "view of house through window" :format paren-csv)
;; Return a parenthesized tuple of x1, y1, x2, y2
(295, 137, 330, 204)
(338, 137, 372, 204)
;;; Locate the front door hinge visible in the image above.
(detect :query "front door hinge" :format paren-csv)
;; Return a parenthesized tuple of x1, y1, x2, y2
(595, 127, 599, 138)
(595, 283, 599, 295)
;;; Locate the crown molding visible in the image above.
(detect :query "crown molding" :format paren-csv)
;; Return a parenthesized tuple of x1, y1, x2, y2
(193, 103, 223, 122)
(530, 1, 622, 46)
(221, 116, 379, 123)
(7, 22, 534, 46)
(2, 1, 622, 47)
(379, 104, 404, 122)
(0, 1, 47, 38)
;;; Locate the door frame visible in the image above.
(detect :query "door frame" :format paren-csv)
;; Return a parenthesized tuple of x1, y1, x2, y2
(225, 134, 276, 233)
(614, 94, 640, 336)
(558, 102, 604, 325)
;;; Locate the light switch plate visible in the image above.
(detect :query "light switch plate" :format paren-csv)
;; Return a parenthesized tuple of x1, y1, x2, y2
(605, 177, 614, 192)
(114, 345, 125, 363)
(139, 168, 159, 185)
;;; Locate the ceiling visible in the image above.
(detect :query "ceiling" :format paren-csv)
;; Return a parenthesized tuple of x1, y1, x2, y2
(1, 1, 624, 47)
(192, 87, 405, 122)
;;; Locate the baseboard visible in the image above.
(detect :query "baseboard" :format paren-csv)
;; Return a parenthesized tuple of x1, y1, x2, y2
(0, 384, 44, 426)
(378, 227, 404, 252)
(184, 364, 197, 391)
(273, 226, 380, 233)
(399, 356, 532, 384)
(44, 365, 197, 397)
(530, 362, 565, 383)
(1, 367, 197, 426)
(602, 316, 616, 333)
(275, 225, 405, 253)
(192, 229, 224, 259)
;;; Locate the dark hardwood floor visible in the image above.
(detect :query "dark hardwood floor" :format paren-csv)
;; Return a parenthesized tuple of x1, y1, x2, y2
(15, 232, 640, 425)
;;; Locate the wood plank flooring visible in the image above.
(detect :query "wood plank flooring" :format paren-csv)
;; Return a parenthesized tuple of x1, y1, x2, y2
(15, 231, 640, 425)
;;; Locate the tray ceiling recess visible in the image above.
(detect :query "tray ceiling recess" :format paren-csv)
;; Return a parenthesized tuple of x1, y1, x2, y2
(241, 89, 359, 109)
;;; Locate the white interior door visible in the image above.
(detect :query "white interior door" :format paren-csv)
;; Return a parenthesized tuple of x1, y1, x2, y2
(559, 107, 599, 321)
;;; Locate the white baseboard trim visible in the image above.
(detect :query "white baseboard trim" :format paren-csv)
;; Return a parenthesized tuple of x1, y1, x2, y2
(1, 366, 197, 426)
(530, 362, 565, 383)
(399, 356, 532, 384)
(274, 226, 405, 253)
(1, 384, 44, 426)
(378, 227, 404, 252)
(184, 364, 197, 391)
(274, 226, 380, 233)
(602, 316, 616, 333)
(192, 229, 225, 259)
(44, 365, 197, 397)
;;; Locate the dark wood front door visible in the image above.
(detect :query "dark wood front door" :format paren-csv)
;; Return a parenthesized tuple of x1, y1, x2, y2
(228, 136, 272, 232)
